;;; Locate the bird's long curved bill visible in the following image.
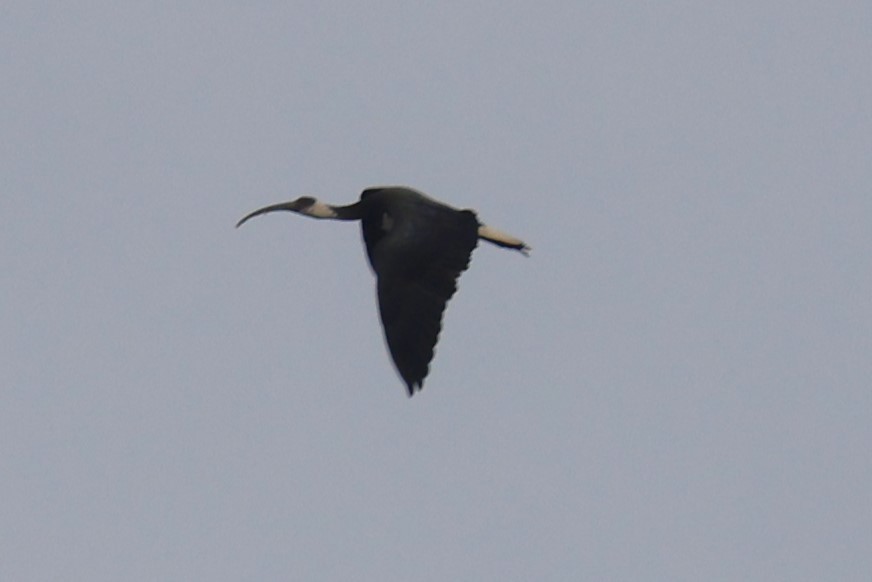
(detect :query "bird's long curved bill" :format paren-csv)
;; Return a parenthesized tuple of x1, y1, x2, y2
(236, 201, 298, 228)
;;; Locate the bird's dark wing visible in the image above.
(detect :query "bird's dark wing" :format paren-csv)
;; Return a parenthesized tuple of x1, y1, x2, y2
(372, 208, 479, 395)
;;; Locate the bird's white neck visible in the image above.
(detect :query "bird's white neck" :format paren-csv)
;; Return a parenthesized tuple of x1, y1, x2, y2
(302, 200, 339, 219)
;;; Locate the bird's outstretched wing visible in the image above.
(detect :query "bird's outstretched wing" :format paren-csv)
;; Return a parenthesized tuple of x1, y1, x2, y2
(372, 208, 479, 395)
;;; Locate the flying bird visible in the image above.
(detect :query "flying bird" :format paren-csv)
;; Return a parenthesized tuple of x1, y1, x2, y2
(237, 185, 529, 396)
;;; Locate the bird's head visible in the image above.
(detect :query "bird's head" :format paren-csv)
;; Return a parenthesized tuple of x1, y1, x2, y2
(236, 196, 336, 228)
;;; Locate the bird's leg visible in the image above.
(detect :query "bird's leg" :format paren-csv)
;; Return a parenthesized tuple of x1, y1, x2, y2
(477, 225, 531, 256)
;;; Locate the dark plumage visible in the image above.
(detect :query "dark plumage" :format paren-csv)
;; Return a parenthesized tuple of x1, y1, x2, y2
(237, 186, 529, 396)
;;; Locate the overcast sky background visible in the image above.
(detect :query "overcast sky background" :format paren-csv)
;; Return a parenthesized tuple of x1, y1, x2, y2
(3, 2, 871, 580)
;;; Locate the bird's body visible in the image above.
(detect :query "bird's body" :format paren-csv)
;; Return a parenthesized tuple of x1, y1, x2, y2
(237, 186, 529, 396)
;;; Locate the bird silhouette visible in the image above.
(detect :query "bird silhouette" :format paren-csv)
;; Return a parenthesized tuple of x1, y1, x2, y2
(237, 185, 529, 396)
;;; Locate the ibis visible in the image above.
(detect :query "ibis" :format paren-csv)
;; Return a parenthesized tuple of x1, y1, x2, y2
(237, 185, 529, 396)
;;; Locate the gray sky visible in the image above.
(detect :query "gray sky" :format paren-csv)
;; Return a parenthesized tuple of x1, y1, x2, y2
(3, 2, 871, 580)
